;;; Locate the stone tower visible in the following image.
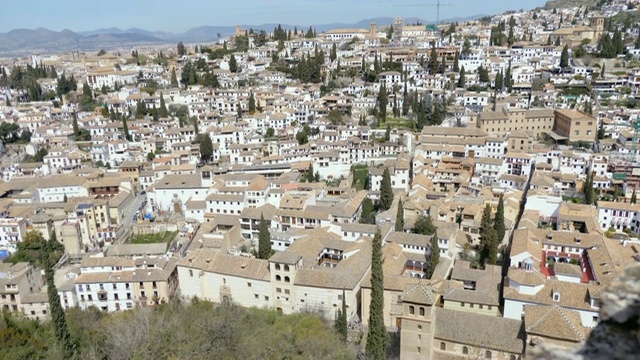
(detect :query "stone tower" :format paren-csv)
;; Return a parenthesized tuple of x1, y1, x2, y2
(370, 22, 377, 37)
(394, 17, 404, 42)
(589, 16, 605, 42)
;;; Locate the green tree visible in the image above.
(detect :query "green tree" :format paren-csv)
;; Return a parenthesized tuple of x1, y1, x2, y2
(122, 117, 131, 141)
(379, 167, 393, 211)
(377, 84, 388, 123)
(632, 188, 637, 204)
(136, 100, 147, 118)
(248, 93, 256, 114)
(386, 25, 393, 40)
(411, 214, 436, 235)
(479, 204, 498, 265)
(598, 119, 605, 140)
(360, 197, 376, 224)
(426, 230, 440, 279)
(170, 67, 178, 88)
(584, 171, 595, 205)
(384, 124, 391, 141)
(229, 55, 238, 73)
(334, 288, 348, 343)
(494, 194, 505, 244)
(72, 113, 79, 137)
(177, 42, 186, 56)
(560, 44, 569, 68)
(457, 65, 466, 88)
(395, 199, 404, 232)
(366, 229, 387, 360)
(462, 37, 472, 57)
(159, 93, 168, 118)
(453, 51, 459, 72)
(45, 232, 73, 358)
(258, 214, 272, 260)
(199, 134, 213, 163)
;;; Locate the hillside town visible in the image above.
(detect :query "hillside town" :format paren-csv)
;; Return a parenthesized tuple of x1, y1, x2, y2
(3, 0, 640, 358)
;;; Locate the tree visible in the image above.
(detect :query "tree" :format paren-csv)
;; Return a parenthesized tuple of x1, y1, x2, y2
(494, 194, 506, 244)
(632, 188, 637, 204)
(412, 214, 436, 235)
(377, 84, 388, 123)
(426, 230, 440, 279)
(598, 119, 605, 140)
(360, 197, 376, 224)
(72, 113, 79, 137)
(457, 66, 466, 88)
(199, 134, 213, 163)
(386, 25, 394, 40)
(170, 68, 178, 88)
(228, 55, 238, 73)
(395, 200, 404, 232)
(248, 93, 256, 114)
(560, 45, 569, 68)
(601, 63, 606, 78)
(122, 117, 131, 141)
(258, 214, 272, 260)
(479, 204, 498, 265)
(462, 37, 472, 57)
(366, 229, 387, 360)
(159, 93, 168, 118)
(136, 100, 147, 118)
(334, 288, 348, 343)
(453, 51, 459, 72)
(177, 42, 186, 56)
(97, 49, 107, 56)
(384, 124, 391, 141)
(379, 167, 393, 211)
(45, 232, 73, 357)
(584, 171, 595, 205)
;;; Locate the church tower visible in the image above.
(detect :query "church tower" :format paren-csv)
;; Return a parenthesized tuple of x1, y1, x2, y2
(589, 16, 605, 42)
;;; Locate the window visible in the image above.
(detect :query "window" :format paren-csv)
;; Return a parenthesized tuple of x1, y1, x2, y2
(254, 294, 259, 299)
(247, 282, 252, 287)
(440, 342, 446, 351)
(276, 275, 281, 281)
(276, 288, 282, 293)
(485, 350, 492, 359)
(592, 316, 599, 322)
(462, 346, 468, 355)
(284, 264, 290, 271)
(409, 305, 415, 315)
(417, 325, 422, 330)
(189, 270, 193, 277)
(284, 276, 290, 283)
(419, 307, 425, 316)
(275, 264, 281, 270)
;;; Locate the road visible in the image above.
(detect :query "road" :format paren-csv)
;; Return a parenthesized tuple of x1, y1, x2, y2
(115, 192, 147, 243)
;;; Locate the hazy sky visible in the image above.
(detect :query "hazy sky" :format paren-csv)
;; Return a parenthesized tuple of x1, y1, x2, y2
(2, 0, 548, 33)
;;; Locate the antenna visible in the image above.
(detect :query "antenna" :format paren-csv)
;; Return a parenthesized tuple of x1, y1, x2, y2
(393, 0, 453, 26)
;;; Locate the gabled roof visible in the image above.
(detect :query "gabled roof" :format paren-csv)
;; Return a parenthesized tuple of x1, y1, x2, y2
(524, 304, 586, 342)
(402, 283, 438, 305)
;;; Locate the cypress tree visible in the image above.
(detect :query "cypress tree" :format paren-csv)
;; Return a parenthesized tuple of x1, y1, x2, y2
(258, 213, 272, 259)
(379, 167, 393, 211)
(159, 93, 168, 117)
(426, 230, 440, 279)
(229, 55, 238, 73)
(366, 229, 387, 360)
(122, 117, 131, 141)
(560, 45, 569, 68)
(334, 288, 348, 343)
(632, 188, 637, 204)
(479, 203, 496, 266)
(72, 113, 79, 136)
(453, 51, 459, 72)
(249, 93, 256, 114)
(457, 66, 466, 88)
(45, 232, 73, 358)
(584, 172, 594, 205)
(395, 199, 404, 231)
(494, 194, 505, 244)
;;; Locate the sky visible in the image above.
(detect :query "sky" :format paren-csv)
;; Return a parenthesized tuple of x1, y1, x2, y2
(1, 0, 548, 33)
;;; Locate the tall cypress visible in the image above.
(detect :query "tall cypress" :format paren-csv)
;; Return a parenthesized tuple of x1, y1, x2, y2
(366, 229, 387, 360)
(494, 195, 505, 244)
(258, 213, 271, 259)
(379, 167, 393, 211)
(479, 203, 497, 266)
(46, 232, 73, 358)
(395, 200, 404, 232)
(426, 230, 440, 279)
(334, 288, 348, 343)
(159, 93, 168, 118)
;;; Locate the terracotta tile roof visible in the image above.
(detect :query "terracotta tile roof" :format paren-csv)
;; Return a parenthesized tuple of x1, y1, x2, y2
(524, 304, 586, 342)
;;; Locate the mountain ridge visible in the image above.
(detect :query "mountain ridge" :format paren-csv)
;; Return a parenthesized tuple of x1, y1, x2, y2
(0, 15, 486, 55)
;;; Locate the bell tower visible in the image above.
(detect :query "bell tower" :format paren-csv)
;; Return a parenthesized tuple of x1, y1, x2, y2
(589, 16, 605, 42)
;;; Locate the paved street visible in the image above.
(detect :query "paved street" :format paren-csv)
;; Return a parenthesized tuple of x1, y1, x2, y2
(115, 192, 146, 243)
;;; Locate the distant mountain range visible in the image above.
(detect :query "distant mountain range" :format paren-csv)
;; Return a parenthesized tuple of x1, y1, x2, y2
(0, 15, 486, 55)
